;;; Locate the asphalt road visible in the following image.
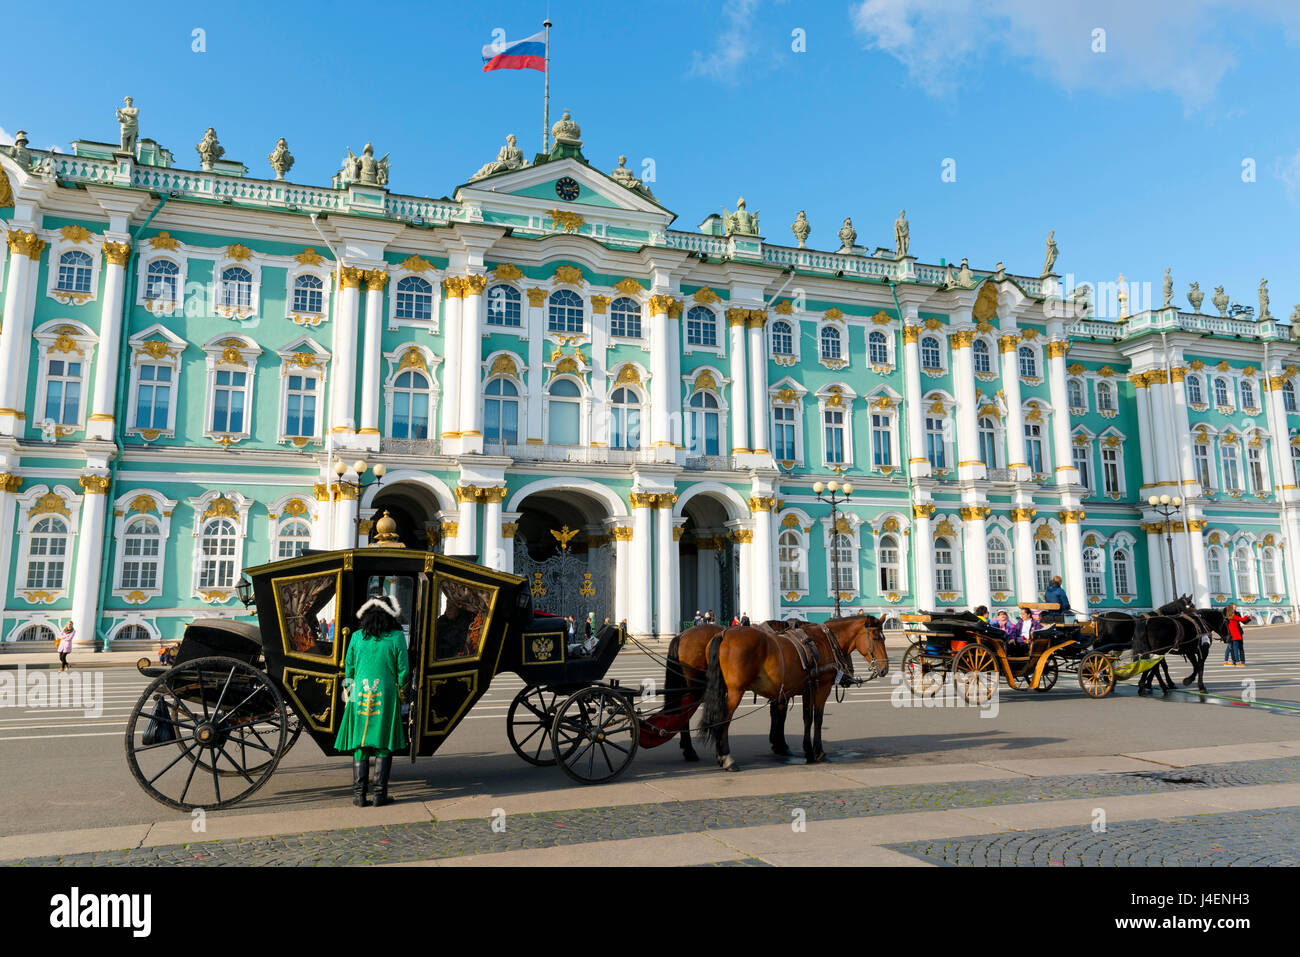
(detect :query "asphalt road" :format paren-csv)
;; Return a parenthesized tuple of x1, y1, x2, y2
(2, 640, 1298, 838)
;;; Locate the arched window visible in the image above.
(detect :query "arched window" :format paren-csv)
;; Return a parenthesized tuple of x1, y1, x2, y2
(1207, 545, 1229, 594)
(198, 518, 239, 589)
(547, 377, 582, 445)
(1097, 382, 1114, 412)
(1187, 375, 1204, 405)
(771, 321, 793, 356)
(1083, 547, 1104, 598)
(978, 417, 999, 467)
(1214, 377, 1230, 407)
(113, 624, 152, 643)
(1285, 380, 1297, 412)
(220, 266, 254, 309)
(609, 387, 641, 450)
(277, 519, 312, 559)
(934, 537, 955, 592)
(920, 336, 941, 370)
(1242, 381, 1256, 410)
(145, 259, 180, 302)
(778, 529, 803, 592)
(484, 377, 520, 445)
(1034, 539, 1054, 595)
(486, 284, 522, 327)
(1067, 378, 1084, 410)
(26, 517, 69, 589)
(830, 533, 855, 594)
(396, 276, 434, 321)
(1262, 546, 1281, 595)
(391, 369, 431, 439)
(292, 274, 324, 315)
(878, 534, 900, 592)
(57, 250, 94, 293)
(685, 306, 717, 347)
(687, 391, 720, 456)
(987, 537, 1011, 593)
(869, 331, 889, 366)
(548, 289, 584, 334)
(43, 356, 83, 425)
(973, 338, 991, 374)
(1113, 548, 1132, 596)
(820, 326, 842, 361)
(1234, 545, 1255, 596)
(609, 297, 641, 338)
(1018, 346, 1037, 379)
(17, 624, 56, 642)
(120, 516, 161, 590)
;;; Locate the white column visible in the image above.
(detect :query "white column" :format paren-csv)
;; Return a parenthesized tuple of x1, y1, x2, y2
(1045, 341, 1077, 485)
(459, 275, 487, 452)
(1146, 526, 1168, 608)
(330, 268, 363, 444)
(630, 497, 654, 636)
(69, 475, 109, 647)
(961, 507, 992, 612)
(999, 333, 1028, 478)
(949, 331, 982, 480)
(1169, 368, 1197, 490)
(1130, 375, 1156, 490)
(1060, 510, 1089, 620)
(310, 482, 332, 549)
(1186, 516, 1211, 608)
(750, 499, 775, 621)
(737, 528, 754, 621)
(482, 489, 504, 570)
(1012, 508, 1036, 601)
(655, 497, 679, 637)
(610, 523, 632, 625)
(667, 305, 684, 448)
(727, 311, 750, 452)
(0, 229, 42, 435)
(0, 473, 18, 643)
(455, 487, 478, 560)
(746, 313, 768, 455)
(357, 270, 386, 450)
(524, 288, 545, 444)
(648, 297, 671, 455)
(500, 512, 521, 574)
(334, 487, 359, 550)
(440, 279, 463, 443)
(1147, 373, 1179, 486)
(913, 505, 936, 611)
(87, 242, 130, 440)
(902, 326, 928, 477)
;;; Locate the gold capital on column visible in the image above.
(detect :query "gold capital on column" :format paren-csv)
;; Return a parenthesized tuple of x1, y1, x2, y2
(442, 276, 465, 298)
(6, 229, 46, 260)
(1057, 508, 1086, 524)
(363, 269, 389, 291)
(480, 486, 507, 504)
(948, 330, 976, 350)
(338, 266, 365, 289)
(745, 309, 767, 328)
(102, 241, 132, 266)
(589, 294, 610, 314)
(461, 274, 488, 296)
(748, 495, 778, 512)
(501, 522, 518, 538)
(1045, 340, 1069, 360)
(455, 485, 482, 504)
(79, 474, 111, 494)
(0, 474, 21, 493)
(959, 505, 991, 520)
(628, 492, 657, 509)
(998, 334, 1021, 353)
(725, 307, 748, 327)
(731, 528, 754, 544)
(611, 525, 634, 541)
(1010, 507, 1037, 522)
(525, 286, 547, 307)
(902, 325, 920, 344)
(912, 503, 936, 518)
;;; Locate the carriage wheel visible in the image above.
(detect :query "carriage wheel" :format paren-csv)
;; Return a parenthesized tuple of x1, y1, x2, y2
(124, 656, 287, 811)
(136, 656, 152, 673)
(551, 687, 639, 785)
(1035, 655, 1060, 693)
(901, 642, 945, 697)
(952, 644, 999, 703)
(507, 685, 567, 766)
(1079, 652, 1116, 698)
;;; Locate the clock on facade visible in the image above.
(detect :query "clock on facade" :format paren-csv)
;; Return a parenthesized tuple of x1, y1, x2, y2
(555, 177, 581, 201)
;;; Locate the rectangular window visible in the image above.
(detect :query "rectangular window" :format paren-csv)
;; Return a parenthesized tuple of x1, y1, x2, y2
(1025, 424, 1044, 474)
(1073, 445, 1091, 490)
(45, 359, 83, 425)
(925, 417, 945, 469)
(212, 370, 247, 433)
(285, 374, 317, 437)
(135, 364, 172, 430)
(773, 406, 796, 461)
(979, 426, 998, 468)
(871, 414, 892, 467)
(1102, 446, 1120, 495)
(1222, 446, 1242, 492)
(1195, 444, 1211, 488)
(1248, 446, 1265, 493)
(824, 409, 845, 464)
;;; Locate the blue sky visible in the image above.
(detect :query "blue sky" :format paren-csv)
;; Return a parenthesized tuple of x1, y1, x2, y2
(5, 0, 1300, 318)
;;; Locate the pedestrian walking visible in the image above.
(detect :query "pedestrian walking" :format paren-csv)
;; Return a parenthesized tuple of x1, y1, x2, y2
(1224, 603, 1250, 666)
(56, 621, 74, 671)
(740, 611, 751, 627)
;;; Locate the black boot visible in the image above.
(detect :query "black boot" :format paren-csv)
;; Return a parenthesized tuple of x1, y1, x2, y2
(372, 753, 394, 806)
(352, 757, 369, 807)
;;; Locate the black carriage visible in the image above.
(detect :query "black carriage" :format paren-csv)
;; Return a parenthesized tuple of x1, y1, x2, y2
(125, 547, 638, 811)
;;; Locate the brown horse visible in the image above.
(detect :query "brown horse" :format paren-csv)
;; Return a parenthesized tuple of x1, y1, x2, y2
(695, 616, 889, 770)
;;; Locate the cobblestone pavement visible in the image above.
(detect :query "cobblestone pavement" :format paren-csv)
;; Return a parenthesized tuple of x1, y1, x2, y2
(6, 755, 1300, 866)
(887, 806, 1300, 866)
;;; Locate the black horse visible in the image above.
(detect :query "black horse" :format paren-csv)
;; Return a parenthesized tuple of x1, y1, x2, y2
(1088, 597, 1227, 695)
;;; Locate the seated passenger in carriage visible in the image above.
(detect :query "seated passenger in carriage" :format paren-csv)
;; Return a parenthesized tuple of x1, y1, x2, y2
(1006, 608, 1040, 652)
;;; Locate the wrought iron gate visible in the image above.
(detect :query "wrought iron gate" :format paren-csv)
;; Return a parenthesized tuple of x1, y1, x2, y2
(514, 532, 613, 625)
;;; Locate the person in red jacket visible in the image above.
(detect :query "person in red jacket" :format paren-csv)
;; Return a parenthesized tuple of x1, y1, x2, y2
(1224, 603, 1250, 666)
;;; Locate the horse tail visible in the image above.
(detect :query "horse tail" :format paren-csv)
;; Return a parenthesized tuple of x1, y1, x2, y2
(698, 633, 728, 746)
(663, 633, 687, 713)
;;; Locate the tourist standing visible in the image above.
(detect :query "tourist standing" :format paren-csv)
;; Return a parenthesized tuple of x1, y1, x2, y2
(1224, 603, 1250, 666)
(56, 621, 74, 672)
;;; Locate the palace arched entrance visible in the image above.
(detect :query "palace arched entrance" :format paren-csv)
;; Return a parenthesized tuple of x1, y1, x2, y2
(677, 492, 741, 624)
(365, 480, 447, 552)
(512, 488, 617, 625)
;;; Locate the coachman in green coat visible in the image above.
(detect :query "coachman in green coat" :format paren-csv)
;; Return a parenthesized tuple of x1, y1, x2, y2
(335, 594, 410, 806)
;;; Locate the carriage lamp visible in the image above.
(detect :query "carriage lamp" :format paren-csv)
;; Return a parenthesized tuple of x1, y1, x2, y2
(815, 479, 854, 618)
(236, 575, 254, 608)
(1147, 495, 1185, 599)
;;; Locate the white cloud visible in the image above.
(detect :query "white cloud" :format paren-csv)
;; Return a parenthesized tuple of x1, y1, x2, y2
(689, 0, 762, 81)
(0, 126, 13, 147)
(850, 0, 1300, 108)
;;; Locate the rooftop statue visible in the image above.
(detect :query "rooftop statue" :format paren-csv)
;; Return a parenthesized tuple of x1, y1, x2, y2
(955, 257, 976, 288)
(1188, 282, 1204, 312)
(7, 130, 32, 170)
(1163, 267, 1173, 307)
(268, 138, 295, 181)
(791, 210, 811, 248)
(1041, 229, 1057, 276)
(894, 209, 909, 259)
(196, 127, 224, 171)
(551, 109, 582, 147)
(942, 261, 956, 286)
(1292, 304, 1300, 324)
(342, 143, 390, 187)
(116, 96, 139, 155)
(836, 217, 856, 254)
(470, 134, 527, 182)
(1259, 278, 1271, 320)
(993, 261, 1006, 281)
(1212, 285, 1229, 317)
(722, 196, 760, 236)
(610, 155, 639, 189)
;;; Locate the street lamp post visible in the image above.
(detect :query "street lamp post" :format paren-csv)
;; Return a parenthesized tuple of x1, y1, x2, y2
(1147, 493, 1183, 601)
(814, 479, 854, 618)
(333, 459, 387, 549)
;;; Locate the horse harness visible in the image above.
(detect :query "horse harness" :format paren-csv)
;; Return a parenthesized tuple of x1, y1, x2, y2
(755, 621, 857, 703)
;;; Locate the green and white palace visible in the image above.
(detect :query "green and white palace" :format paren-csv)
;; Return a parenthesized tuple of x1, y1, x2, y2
(2, 104, 1299, 648)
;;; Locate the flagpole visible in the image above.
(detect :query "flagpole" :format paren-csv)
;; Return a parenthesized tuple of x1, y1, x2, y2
(543, 18, 552, 153)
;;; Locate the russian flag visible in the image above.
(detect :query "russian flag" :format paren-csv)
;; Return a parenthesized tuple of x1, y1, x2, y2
(482, 29, 546, 73)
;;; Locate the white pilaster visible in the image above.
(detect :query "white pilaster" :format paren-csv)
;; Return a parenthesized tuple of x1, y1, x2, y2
(440, 280, 463, 445)
(746, 314, 768, 455)
(1046, 341, 1077, 486)
(630, 499, 654, 636)
(1187, 515, 1211, 608)
(524, 289, 545, 444)
(751, 500, 775, 621)
(500, 511, 521, 575)
(728, 312, 749, 452)
(329, 269, 363, 445)
(949, 331, 983, 480)
(902, 325, 929, 478)
(961, 507, 992, 613)
(455, 489, 478, 560)
(87, 243, 130, 440)
(356, 270, 386, 451)
(482, 490, 504, 570)
(609, 522, 632, 626)
(913, 505, 936, 611)
(655, 499, 679, 638)
(69, 476, 109, 648)
(1012, 508, 1037, 601)
(999, 332, 1028, 478)
(1060, 509, 1089, 620)
(1131, 375, 1156, 489)
(648, 297, 672, 457)
(0, 229, 42, 435)
(334, 489, 359, 550)
(459, 275, 487, 453)
(1146, 527, 1168, 608)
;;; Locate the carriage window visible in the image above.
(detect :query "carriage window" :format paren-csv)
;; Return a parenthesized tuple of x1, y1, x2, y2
(274, 569, 341, 662)
(433, 576, 494, 661)
(366, 574, 415, 644)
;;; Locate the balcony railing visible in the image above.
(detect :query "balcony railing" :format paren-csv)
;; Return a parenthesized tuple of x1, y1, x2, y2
(380, 436, 441, 456)
(483, 443, 656, 465)
(684, 453, 736, 471)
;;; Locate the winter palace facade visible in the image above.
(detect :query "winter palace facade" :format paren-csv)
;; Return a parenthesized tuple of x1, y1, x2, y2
(2, 106, 1300, 648)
